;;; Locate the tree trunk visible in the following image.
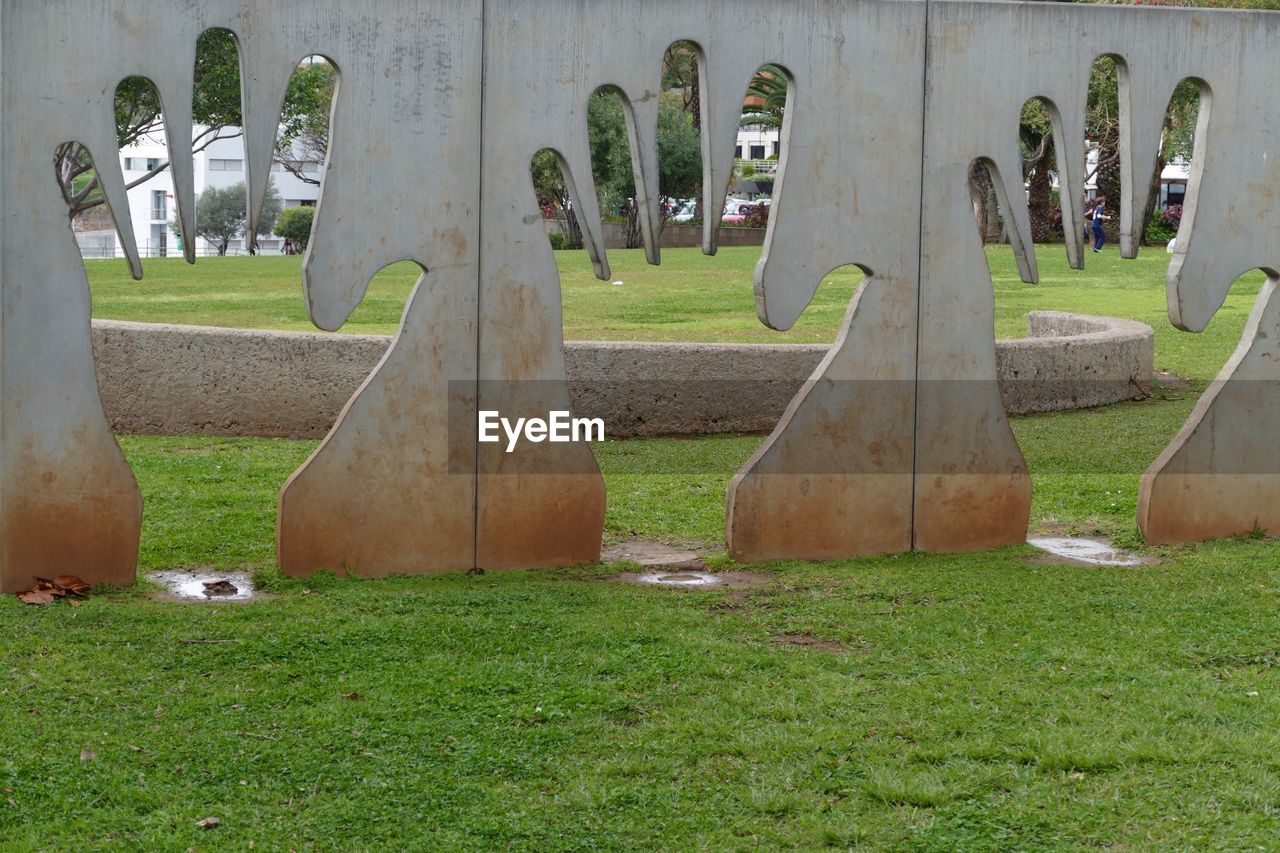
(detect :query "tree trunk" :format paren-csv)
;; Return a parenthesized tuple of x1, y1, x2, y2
(690, 55, 704, 224)
(1096, 126, 1122, 242)
(1027, 138, 1055, 243)
(968, 162, 1002, 243)
(624, 202, 643, 249)
(561, 206, 584, 250)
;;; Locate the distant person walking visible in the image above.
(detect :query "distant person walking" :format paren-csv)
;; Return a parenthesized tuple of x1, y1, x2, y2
(1090, 195, 1109, 253)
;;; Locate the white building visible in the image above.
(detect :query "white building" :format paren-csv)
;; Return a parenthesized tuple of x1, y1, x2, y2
(735, 124, 782, 172)
(77, 128, 322, 259)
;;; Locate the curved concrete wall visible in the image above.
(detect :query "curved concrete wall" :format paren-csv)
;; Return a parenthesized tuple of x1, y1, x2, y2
(91, 310, 1153, 439)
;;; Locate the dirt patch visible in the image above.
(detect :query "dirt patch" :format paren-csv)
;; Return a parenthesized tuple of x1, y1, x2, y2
(708, 591, 753, 612)
(601, 539, 705, 571)
(772, 632, 847, 653)
(151, 570, 267, 602)
(1153, 370, 1192, 390)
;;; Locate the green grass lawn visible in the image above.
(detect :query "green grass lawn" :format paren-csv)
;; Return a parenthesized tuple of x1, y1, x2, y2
(2, 247, 1277, 847)
(84, 245, 1266, 379)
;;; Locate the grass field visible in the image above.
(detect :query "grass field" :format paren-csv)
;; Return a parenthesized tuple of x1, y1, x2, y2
(84, 245, 1265, 378)
(2, 247, 1278, 848)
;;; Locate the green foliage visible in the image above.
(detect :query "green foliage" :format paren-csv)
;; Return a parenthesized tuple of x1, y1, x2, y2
(278, 63, 337, 146)
(194, 181, 282, 255)
(741, 65, 788, 129)
(548, 231, 567, 251)
(273, 205, 315, 250)
(1145, 210, 1177, 245)
(585, 90, 703, 215)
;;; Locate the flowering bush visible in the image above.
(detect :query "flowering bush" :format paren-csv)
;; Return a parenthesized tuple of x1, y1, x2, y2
(740, 203, 771, 229)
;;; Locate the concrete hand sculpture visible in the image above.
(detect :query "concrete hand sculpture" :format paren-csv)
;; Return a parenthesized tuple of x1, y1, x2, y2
(0, 0, 1276, 592)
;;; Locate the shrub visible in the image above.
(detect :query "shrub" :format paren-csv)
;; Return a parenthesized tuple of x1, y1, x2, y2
(548, 231, 567, 251)
(273, 205, 314, 251)
(740, 203, 771, 229)
(1145, 205, 1181, 244)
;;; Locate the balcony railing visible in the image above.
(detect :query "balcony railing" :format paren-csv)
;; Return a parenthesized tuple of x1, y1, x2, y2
(736, 159, 779, 176)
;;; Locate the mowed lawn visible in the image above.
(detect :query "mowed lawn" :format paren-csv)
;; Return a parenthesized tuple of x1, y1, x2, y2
(85, 245, 1265, 379)
(0, 247, 1277, 848)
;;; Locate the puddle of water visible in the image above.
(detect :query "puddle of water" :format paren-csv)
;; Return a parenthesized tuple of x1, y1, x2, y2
(617, 570, 772, 590)
(151, 571, 260, 602)
(1028, 537, 1145, 567)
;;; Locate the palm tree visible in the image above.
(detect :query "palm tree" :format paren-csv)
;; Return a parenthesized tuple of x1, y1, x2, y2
(740, 66, 788, 130)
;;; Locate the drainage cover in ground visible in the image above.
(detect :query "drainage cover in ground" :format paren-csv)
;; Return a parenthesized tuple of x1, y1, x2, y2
(616, 570, 772, 590)
(152, 571, 260, 601)
(1028, 537, 1145, 567)
(632, 571, 724, 588)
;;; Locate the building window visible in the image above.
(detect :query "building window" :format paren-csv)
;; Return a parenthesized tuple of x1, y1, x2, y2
(151, 190, 167, 221)
(126, 157, 163, 171)
(209, 159, 243, 171)
(750, 145, 766, 160)
(734, 145, 743, 159)
(772, 141, 781, 157)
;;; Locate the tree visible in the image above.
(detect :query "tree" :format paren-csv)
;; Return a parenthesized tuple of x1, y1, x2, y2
(274, 61, 338, 186)
(533, 89, 702, 251)
(1020, 99, 1057, 243)
(663, 41, 704, 220)
(587, 90, 703, 249)
(531, 150, 584, 250)
(740, 66, 788, 131)
(59, 30, 332, 221)
(273, 206, 315, 251)
(194, 181, 282, 256)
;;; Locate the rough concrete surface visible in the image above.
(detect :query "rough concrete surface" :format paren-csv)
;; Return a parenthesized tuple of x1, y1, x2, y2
(92, 311, 1152, 440)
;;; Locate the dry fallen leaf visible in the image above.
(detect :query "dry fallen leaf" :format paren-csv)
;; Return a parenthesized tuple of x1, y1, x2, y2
(196, 816, 221, 829)
(16, 575, 90, 605)
(80, 748, 96, 762)
(342, 692, 363, 701)
(54, 576, 91, 596)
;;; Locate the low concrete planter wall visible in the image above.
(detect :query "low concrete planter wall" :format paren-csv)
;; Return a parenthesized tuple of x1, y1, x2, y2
(546, 220, 767, 249)
(91, 310, 1153, 439)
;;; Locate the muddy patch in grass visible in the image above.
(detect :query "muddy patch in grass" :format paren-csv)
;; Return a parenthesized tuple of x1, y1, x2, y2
(602, 539, 706, 571)
(772, 632, 848, 653)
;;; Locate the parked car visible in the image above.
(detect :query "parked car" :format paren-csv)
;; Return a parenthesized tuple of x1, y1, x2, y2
(664, 198, 697, 222)
(722, 197, 770, 225)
